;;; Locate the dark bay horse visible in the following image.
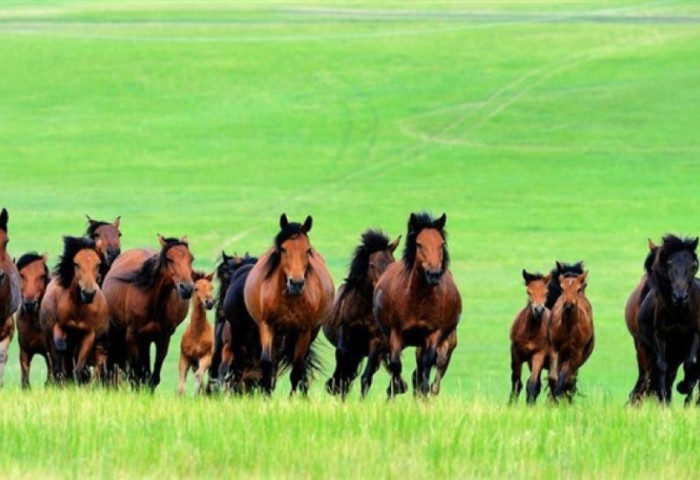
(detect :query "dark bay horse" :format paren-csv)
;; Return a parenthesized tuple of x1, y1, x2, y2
(208, 252, 258, 392)
(509, 270, 551, 404)
(244, 214, 334, 395)
(323, 230, 400, 398)
(103, 235, 194, 389)
(372, 212, 462, 397)
(638, 235, 700, 404)
(219, 253, 266, 393)
(545, 261, 584, 310)
(85, 215, 122, 280)
(548, 270, 594, 401)
(39, 237, 109, 384)
(15, 252, 50, 388)
(624, 239, 659, 402)
(0, 208, 21, 387)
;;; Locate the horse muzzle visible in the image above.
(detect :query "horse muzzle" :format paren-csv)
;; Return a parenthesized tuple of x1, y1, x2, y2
(204, 299, 215, 310)
(286, 278, 305, 296)
(177, 282, 194, 300)
(80, 288, 96, 304)
(425, 269, 443, 286)
(672, 291, 690, 307)
(106, 247, 121, 266)
(22, 299, 39, 313)
(531, 304, 545, 318)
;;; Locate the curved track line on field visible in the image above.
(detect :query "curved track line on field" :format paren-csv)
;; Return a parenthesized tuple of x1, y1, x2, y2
(398, 31, 699, 154)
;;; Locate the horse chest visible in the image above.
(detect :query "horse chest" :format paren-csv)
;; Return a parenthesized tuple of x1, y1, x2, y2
(267, 297, 317, 327)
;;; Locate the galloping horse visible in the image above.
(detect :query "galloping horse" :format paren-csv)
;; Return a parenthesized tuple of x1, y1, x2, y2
(85, 215, 122, 280)
(15, 253, 50, 388)
(323, 229, 400, 398)
(548, 270, 594, 401)
(510, 270, 551, 404)
(638, 235, 700, 403)
(103, 235, 194, 389)
(372, 212, 462, 397)
(40, 237, 108, 384)
(0, 208, 21, 387)
(219, 253, 264, 393)
(209, 252, 258, 392)
(624, 239, 658, 402)
(244, 214, 334, 395)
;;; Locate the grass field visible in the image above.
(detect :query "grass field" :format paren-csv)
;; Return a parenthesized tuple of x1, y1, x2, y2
(1, 0, 700, 478)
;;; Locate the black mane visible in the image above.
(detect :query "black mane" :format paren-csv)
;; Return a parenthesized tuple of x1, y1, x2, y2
(216, 252, 257, 314)
(402, 212, 449, 270)
(85, 220, 110, 237)
(545, 261, 585, 309)
(117, 237, 187, 289)
(264, 223, 308, 279)
(54, 237, 98, 289)
(644, 246, 658, 275)
(346, 230, 391, 288)
(16, 252, 48, 276)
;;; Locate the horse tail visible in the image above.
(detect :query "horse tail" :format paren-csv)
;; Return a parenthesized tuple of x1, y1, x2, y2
(277, 333, 324, 381)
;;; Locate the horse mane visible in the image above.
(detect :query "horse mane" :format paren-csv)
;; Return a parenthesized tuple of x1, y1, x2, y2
(545, 261, 584, 309)
(215, 252, 257, 308)
(643, 247, 658, 275)
(85, 220, 110, 237)
(651, 235, 699, 297)
(264, 222, 309, 280)
(0, 208, 7, 233)
(54, 237, 98, 289)
(345, 230, 391, 288)
(117, 237, 187, 289)
(402, 212, 449, 271)
(16, 252, 48, 277)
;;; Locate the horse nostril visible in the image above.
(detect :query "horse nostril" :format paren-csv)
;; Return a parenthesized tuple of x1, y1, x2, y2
(178, 283, 194, 299)
(287, 278, 305, 295)
(80, 289, 96, 303)
(23, 299, 38, 313)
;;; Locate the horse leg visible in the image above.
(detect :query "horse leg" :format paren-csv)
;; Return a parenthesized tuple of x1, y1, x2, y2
(258, 320, 275, 395)
(125, 327, 141, 388)
(554, 361, 571, 401)
(678, 335, 699, 403)
(20, 348, 32, 390)
(387, 329, 405, 398)
(526, 352, 546, 404)
(548, 351, 560, 400)
(360, 340, 382, 398)
(326, 326, 347, 396)
(629, 340, 650, 404)
(43, 353, 52, 387)
(195, 353, 212, 395)
(51, 323, 68, 385)
(73, 330, 96, 385)
(177, 354, 188, 396)
(290, 329, 312, 396)
(653, 339, 669, 404)
(430, 339, 455, 396)
(148, 334, 171, 391)
(218, 343, 233, 391)
(417, 332, 439, 396)
(509, 347, 523, 404)
(340, 348, 364, 400)
(0, 317, 12, 388)
(207, 321, 224, 394)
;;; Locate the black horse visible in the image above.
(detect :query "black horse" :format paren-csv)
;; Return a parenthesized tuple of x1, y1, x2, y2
(638, 235, 700, 404)
(208, 252, 257, 392)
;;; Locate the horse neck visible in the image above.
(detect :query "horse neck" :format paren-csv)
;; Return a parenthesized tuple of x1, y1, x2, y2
(407, 264, 437, 296)
(560, 301, 587, 328)
(189, 296, 209, 332)
(524, 306, 543, 330)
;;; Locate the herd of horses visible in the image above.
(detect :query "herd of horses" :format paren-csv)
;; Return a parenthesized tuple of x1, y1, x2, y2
(0, 205, 698, 404)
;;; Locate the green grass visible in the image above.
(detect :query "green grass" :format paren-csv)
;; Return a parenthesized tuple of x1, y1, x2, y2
(1, 0, 700, 478)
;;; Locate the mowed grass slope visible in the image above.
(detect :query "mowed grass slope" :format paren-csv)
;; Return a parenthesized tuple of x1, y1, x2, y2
(1, 1, 700, 478)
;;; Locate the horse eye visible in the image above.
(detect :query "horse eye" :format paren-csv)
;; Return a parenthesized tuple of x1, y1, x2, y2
(73, 262, 79, 268)
(118, 233, 122, 237)
(280, 247, 287, 254)
(416, 242, 423, 249)
(306, 248, 312, 255)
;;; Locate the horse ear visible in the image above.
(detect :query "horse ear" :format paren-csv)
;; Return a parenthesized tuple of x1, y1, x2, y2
(42, 253, 49, 264)
(157, 234, 166, 247)
(579, 271, 588, 285)
(280, 213, 289, 230)
(691, 238, 699, 252)
(180, 235, 188, 245)
(0, 208, 8, 232)
(543, 273, 552, 284)
(436, 213, 447, 230)
(302, 215, 313, 233)
(555, 261, 563, 273)
(232, 252, 242, 264)
(648, 238, 657, 251)
(206, 271, 215, 282)
(521, 269, 529, 283)
(389, 235, 401, 253)
(408, 213, 418, 230)
(113, 216, 121, 228)
(221, 250, 231, 261)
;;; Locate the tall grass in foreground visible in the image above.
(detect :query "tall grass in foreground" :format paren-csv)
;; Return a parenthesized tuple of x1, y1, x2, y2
(1, 389, 700, 479)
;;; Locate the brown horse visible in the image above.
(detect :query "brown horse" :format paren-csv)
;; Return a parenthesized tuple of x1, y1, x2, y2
(0, 208, 21, 387)
(244, 214, 334, 395)
(509, 270, 551, 404)
(413, 330, 457, 396)
(624, 239, 658, 402)
(85, 215, 122, 279)
(40, 237, 109, 384)
(178, 271, 215, 395)
(323, 230, 400, 398)
(15, 252, 50, 388)
(103, 235, 194, 389)
(372, 212, 462, 397)
(548, 271, 594, 401)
